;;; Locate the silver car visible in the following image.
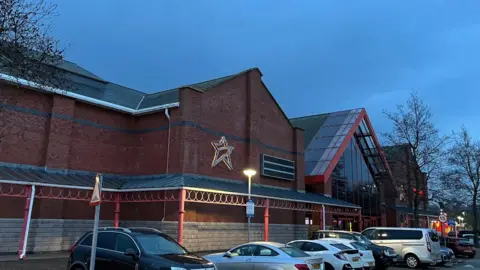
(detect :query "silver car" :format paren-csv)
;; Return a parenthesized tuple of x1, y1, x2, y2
(205, 241, 324, 270)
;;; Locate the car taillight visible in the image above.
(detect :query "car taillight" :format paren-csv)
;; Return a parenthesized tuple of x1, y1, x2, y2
(294, 264, 310, 270)
(334, 253, 348, 261)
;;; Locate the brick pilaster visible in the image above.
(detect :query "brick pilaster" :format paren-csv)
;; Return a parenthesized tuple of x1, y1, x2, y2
(45, 96, 75, 170)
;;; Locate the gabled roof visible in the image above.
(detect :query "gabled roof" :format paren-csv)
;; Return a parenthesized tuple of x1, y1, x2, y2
(290, 108, 393, 182)
(0, 58, 259, 114)
(0, 162, 359, 208)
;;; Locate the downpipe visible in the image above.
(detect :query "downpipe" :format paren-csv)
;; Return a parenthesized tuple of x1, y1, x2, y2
(20, 185, 35, 260)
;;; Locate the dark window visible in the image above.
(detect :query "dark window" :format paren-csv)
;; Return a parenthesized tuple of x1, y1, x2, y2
(288, 241, 304, 249)
(302, 242, 328, 252)
(97, 232, 115, 250)
(376, 230, 423, 240)
(330, 243, 352, 250)
(81, 232, 115, 250)
(279, 247, 310, 258)
(255, 246, 279, 256)
(230, 245, 257, 257)
(80, 234, 93, 246)
(115, 234, 138, 253)
(350, 242, 368, 251)
(135, 234, 187, 255)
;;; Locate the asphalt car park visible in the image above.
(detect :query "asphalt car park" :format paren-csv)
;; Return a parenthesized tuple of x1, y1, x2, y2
(0, 253, 479, 270)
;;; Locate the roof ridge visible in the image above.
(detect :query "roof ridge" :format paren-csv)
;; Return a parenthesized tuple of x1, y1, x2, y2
(289, 108, 366, 120)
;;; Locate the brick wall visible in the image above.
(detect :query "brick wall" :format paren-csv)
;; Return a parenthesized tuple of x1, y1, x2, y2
(177, 70, 304, 190)
(0, 219, 309, 254)
(0, 219, 114, 253)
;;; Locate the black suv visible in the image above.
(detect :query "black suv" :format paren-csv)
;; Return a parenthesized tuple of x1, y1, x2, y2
(68, 227, 216, 270)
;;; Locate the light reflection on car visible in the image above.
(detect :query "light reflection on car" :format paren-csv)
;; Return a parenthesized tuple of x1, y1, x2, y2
(204, 241, 324, 270)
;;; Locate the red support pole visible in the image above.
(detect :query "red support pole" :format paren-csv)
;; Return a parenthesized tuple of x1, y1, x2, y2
(18, 186, 32, 259)
(177, 189, 186, 245)
(264, 199, 269, 241)
(114, 193, 121, 228)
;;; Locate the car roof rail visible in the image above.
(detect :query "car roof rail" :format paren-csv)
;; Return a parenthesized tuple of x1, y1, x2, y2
(128, 227, 163, 234)
(98, 227, 132, 233)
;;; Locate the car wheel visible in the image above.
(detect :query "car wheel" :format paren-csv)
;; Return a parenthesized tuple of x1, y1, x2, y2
(324, 262, 334, 270)
(404, 254, 420, 269)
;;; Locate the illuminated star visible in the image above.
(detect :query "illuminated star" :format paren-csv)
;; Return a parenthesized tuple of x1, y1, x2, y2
(211, 136, 234, 170)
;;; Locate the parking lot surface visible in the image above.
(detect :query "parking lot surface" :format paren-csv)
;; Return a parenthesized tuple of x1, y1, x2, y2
(0, 256, 479, 270)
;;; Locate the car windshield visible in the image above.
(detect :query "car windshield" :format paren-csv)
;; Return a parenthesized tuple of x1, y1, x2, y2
(459, 238, 472, 245)
(280, 247, 309, 258)
(350, 241, 368, 251)
(135, 234, 187, 255)
(353, 233, 372, 244)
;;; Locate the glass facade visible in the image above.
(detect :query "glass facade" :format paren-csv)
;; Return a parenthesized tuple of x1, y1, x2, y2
(304, 109, 362, 176)
(331, 138, 380, 217)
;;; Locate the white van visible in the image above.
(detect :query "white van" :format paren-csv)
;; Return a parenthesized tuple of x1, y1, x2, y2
(361, 227, 442, 269)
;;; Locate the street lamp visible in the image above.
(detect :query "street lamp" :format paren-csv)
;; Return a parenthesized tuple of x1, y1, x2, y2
(243, 169, 257, 243)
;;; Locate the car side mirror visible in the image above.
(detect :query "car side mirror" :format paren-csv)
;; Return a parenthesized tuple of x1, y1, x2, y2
(223, 251, 232, 258)
(124, 248, 139, 261)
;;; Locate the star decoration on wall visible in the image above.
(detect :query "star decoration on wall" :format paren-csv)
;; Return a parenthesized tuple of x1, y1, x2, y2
(211, 136, 234, 170)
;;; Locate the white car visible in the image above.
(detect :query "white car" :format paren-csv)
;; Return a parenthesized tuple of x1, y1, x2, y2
(287, 239, 364, 270)
(321, 238, 375, 269)
(204, 241, 324, 270)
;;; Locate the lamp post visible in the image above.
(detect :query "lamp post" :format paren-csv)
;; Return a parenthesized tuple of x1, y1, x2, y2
(243, 169, 256, 243)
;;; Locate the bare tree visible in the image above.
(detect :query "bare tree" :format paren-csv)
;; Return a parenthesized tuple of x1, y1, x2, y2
(443, 127, 480, 247)
(0, 0, 66, 144)
(382, 92, 447, 227)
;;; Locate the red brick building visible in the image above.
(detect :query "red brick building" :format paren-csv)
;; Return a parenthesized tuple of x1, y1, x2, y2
(0, 64, 363, 255)
(383, 145, 439, 228)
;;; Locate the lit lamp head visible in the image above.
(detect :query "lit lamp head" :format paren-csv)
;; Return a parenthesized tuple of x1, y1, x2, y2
(95, 174, 100, 182)
(243, 169, 257, 178)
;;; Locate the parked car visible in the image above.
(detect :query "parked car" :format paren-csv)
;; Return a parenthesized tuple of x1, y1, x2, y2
(311, 230, 397, 269)
(68, 227, 215, 270)
(440, 236, 477, 258)
(438, 246, 454, 266)
(204, 242, 324, 270)
(287, 239, 364, 270)
(319, 238, 376, 269)
(462, 234, 480, 247)
(362, 227, 442, 269)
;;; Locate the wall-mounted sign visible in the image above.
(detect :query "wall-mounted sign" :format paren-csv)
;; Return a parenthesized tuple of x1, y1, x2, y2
(260, 154, 295, 181)
(211, 136, 234, 170)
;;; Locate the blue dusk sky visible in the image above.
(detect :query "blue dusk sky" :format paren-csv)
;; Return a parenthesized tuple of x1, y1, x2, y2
(49, 0, 480, 139)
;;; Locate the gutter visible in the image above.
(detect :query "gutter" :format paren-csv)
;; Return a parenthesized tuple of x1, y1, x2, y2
(0, 73, 179, 115)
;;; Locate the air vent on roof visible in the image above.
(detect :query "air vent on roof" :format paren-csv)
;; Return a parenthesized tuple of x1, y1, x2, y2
(260, 154, 295, 181)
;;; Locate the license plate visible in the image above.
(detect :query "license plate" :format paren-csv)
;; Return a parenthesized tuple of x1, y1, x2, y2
(465, 250, 472, 253)
(393, 258, 398, 262)
(353, 257, 360, 262)
(312, 263, 320, 269)
(368, 262, 375, 266)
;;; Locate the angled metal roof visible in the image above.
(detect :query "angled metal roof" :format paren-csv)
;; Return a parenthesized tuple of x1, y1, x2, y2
(290, 113, 329, 148)
(0, 163, 359, 208)
(0, 58, 258, 113)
